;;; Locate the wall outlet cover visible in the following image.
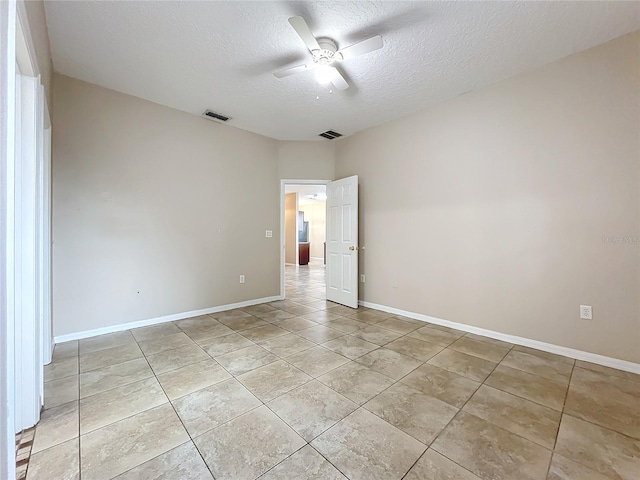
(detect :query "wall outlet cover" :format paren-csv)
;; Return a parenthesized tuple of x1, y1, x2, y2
(265, 230, 272, 238)
(580, 305, 592, 320)
(240, 275, 245, 284)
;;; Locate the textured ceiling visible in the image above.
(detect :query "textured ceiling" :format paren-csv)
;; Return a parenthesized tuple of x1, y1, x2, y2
(44, 1, 640, 141)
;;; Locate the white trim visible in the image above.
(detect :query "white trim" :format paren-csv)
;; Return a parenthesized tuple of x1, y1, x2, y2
(359, 300, 640, 375)
(1, 1, 17, 477)
(54, 295, 283, 344)
(279, 179, 331, 299)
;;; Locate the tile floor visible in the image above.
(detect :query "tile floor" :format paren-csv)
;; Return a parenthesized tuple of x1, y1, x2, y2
(27, 264, 640, 479)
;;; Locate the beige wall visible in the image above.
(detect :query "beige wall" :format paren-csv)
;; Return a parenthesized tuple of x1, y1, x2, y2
(278, 140, 335, 181)
(285, 193, 298, 265)
(300, 202, 326, 260)
(52, 74, 281, 336)
(335, 32, 640, 363)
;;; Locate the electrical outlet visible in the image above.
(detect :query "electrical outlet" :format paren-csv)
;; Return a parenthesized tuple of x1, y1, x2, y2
(240, 275, 245, 284)
(360, 274, 365, 283)
(580, 305, 592, 320)
(392, 279, 398, 289)
(265, 230, 272, 238)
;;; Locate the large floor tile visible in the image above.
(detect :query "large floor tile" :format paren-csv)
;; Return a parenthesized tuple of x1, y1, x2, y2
(214, 344, 279, 376)
(513, 345, 575, 365)
(448, 336, 510, 362)
(80, 403, 189, 480)
(427, 348, 497, 382)
(242, 304, 278, 315)
(259, 445, 347, 480)
(408, 326, 462, 346)
(322, 335, 379, 359)
(212, 308, 252, 322)
(276, 316, 318, 332)
(364, 383, 458, 445)
(375, 317, 422, 334)
(156, 358, 231, 400)
(547, 453, 610, 480)
(296, 325, 345, 343)
(318, 362, 394, 405)
(26, 438, 79, 480)
(199, 332, 254, 356)
(431, 411, 552, 480)
(400, 364, 480, 408)
(462, 385, 561, 449)
(79, 343, 143, 373)
(44, 356, 78, 381)
(79, 357, 153, 398)
(145, 343, 209, 375)
(238, 360, 311, 402)
(172, 378, 261, 436)
(355, 348, 422, 380)
(254, 309, 296, 322)
(281, 304, 319, 316)
(52, 341, 78, 361)
(44, 375, 78, 410)
(351, 325, 402, 345)
(286, 346, 350, 377)
(312, 408, 426, 480)
(114, 442, 213, 480)
(267, 380, 358, 441)
(574, 360, 640, 381)
(32, 401, 79, 454)
(385, 336, 444, 361)
(564, 365, 640, 439)
(194, 405, 305, 480)
(79, 331, 136, 355)
(485, 364, 568, 410)
(218, 315, 269, 331)
(301, 310, 346, 323)
(179, 321, 235, 344)
(260, 333, 316, 357)
(461, 333, 514, 349)
(555, 414, 640, 480)
(130, 322, 181, 342)
(80, 377, 167, 434)
(324, 317, 367, 334)
(500, 350, 573, 383)
(404, 449, 481, 480)
(241, 324, 290, 343)
(348, 310, 393, 324)
(137, 332, 196, 356)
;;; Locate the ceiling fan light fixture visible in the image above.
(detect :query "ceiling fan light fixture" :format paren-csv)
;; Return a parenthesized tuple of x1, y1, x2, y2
(315, 65, 334, 85)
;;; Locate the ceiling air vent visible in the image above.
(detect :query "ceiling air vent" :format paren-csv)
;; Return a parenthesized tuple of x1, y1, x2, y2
(319, 130, 343, 140)
(203, 110, 230, 122)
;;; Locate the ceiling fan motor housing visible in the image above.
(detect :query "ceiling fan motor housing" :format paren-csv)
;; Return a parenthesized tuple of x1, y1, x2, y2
(313, 38, 341, 64)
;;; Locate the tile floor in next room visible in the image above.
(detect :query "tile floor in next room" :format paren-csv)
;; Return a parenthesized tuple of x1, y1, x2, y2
(29, 264, 640, 480)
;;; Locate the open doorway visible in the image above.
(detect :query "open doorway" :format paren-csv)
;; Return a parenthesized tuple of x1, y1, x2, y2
(280, 180, 329, 301)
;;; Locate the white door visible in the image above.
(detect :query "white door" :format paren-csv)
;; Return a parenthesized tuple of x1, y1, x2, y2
(326, 175, 359, 308)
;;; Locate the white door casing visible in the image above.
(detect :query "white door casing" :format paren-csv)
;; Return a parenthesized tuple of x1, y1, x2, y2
(326, 175, 359, 308)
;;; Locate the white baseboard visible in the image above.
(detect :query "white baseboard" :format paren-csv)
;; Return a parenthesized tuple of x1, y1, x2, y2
(54, 295, 283, 344)
(359, 300, 640, 375)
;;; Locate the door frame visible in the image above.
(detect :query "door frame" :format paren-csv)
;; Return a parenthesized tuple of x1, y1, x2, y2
(279, 179, 331, 299)
(1, 2, 18, 478)
(1, 3, 52, 476)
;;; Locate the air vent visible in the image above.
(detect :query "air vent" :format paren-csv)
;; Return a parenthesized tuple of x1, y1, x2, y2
(319, 130, 343, 140)
(203, 110, 230, 122)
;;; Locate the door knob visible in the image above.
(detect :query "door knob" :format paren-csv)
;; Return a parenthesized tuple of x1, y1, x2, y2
(349, 246, 358, 251)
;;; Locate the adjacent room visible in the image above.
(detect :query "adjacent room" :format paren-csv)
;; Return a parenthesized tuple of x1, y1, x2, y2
(1, 1, 639, 480)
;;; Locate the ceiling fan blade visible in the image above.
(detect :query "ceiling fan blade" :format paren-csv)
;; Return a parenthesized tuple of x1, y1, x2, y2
(337, 35, 383, 60)
(288, 16, 320, 52)
(273, 63, 316, 78)
(330, 67, 349, 91)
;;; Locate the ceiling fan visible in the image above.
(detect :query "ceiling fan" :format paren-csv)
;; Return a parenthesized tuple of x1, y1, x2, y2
(274, 16, 384, 91)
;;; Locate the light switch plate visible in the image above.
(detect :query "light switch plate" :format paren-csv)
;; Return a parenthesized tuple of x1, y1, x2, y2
(265, 230, 272, 238)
